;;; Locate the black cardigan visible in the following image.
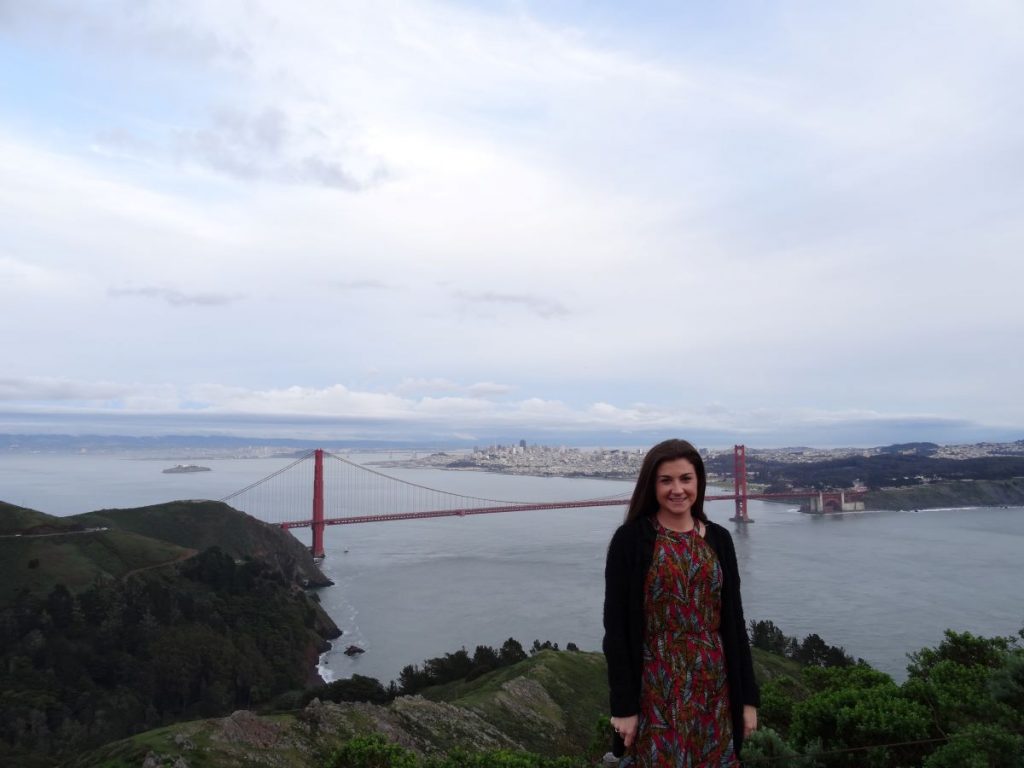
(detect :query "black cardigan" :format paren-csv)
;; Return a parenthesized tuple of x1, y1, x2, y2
(602, 516, 760, 757)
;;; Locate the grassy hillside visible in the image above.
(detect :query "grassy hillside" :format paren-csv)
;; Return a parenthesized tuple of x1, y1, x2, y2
(74, 650, 608, 768)
(74, 500, 330, 587)
(863, 477, 1024, 510)
(0, 500, 81, 534)
(73, 646, 807, 768)
(0, 501, 194, 601)
(751, 646, 805, 686)
(0, 529, 192, 601)
(0, 498, 331, 602)
(420, 649, 608, 756)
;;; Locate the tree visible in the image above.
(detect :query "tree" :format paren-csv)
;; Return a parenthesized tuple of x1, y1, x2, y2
(309, 674, 391, 705)
(424, 648, 473, 683)
(790, 666, 931, 767)
(989, 648, 1024, 712)
(922, 723, 1024, 768)
(907, 629, 1011, 677)
(749, 620, 789, 655)
(397, 664, 429, 695)
(530, 639, 558, 654)
(467, 644, 500, 680)
(498, 637, 527, 665)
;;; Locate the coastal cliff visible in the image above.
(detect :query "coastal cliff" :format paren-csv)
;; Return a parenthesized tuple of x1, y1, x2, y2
(863, 477, 1024, 510)
(0, 499, 339, 767)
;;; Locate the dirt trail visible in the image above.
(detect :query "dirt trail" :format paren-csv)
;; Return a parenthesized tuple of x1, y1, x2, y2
(121, 548, 198, 580)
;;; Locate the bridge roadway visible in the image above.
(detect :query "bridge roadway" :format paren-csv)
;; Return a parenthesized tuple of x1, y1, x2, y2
(277, 492, 810, 528)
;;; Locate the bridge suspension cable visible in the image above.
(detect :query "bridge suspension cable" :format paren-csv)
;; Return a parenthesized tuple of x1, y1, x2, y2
(218, 449, 636, 555)
(323, 451, 535, 505)
(219, 451, 315, 503)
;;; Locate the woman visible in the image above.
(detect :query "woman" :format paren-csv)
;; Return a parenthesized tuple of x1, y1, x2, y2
(603, 439, 758, 766)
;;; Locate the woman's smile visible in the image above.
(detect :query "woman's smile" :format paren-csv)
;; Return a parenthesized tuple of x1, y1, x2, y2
(654, 457, 699, 528)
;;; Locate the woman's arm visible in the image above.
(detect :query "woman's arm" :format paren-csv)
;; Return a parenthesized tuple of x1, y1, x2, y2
(603, 525, 639, 717)
(743, 705, 758, 737)
(610, 714, 639, 749)
(723, 531, 760, 708)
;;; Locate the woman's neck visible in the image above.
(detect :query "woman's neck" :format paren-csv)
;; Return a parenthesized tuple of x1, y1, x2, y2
(655, 509, 696, 532)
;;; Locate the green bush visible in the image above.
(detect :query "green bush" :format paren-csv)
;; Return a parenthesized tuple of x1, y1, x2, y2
(922, 723, 1024, 768)
(790, 674, 931, 767)
(327, 736, 587, 768)
(424, 748, 585, 767)
(330, 734, 418, 768)
(742, 727, 806, 768)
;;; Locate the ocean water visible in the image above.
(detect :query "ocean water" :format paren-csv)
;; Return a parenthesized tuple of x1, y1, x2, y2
(2, 453, 1022, 684)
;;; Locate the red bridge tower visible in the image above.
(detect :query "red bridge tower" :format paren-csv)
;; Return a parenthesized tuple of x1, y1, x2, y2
(729, 444, 752, 523)
(311, 449, 326, 559)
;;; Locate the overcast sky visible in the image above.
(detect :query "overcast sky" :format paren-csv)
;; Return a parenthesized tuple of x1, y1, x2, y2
(2, 0, 1022, 448)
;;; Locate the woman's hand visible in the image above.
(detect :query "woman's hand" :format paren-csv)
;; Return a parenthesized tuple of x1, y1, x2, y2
(610, 714, 638, 748)
(743, 705, 758, 737)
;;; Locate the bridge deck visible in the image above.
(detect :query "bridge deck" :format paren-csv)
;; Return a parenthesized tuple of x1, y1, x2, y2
(277, 492, 819, 528)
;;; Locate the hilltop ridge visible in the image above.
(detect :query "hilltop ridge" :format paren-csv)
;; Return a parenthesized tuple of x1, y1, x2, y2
(0, 499, 331, 600)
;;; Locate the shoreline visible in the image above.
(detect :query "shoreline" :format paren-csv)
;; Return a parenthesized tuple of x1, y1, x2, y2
(375, 459, 1024, 513)
(368, 460, 639, 481)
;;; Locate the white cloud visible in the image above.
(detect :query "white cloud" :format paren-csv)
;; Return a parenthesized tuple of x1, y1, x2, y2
(393, 378, 461, 397)
(109, 286, 244, 307)
(467, 382, 514, 398)
(0, 374, 1017, 447)
(0, 376, 132, 402)
(1, 1, 1023, 445)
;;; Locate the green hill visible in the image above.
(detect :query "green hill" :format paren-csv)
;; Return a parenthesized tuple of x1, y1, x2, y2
(751, 646, 805, 685)
(863, 477, 1024, 510)
(0, 501, 193, 601)
(0, 500, 81, 534)
(0, 499, 344, 767)
(419, 649, 608, 756)
(72, 647, 807, 768)
(0, 528, 192, 602)
(74, 500, 331, 587)
(72, 649, 607, 768)
(1, 499, 331, 601)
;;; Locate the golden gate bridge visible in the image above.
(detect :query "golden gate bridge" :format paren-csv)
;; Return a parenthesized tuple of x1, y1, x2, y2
(220, 445, 832, 559)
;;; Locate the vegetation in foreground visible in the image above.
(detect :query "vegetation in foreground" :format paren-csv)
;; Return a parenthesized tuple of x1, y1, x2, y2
(59, 622, 1024, 768)
(744, 622, 1024, 767)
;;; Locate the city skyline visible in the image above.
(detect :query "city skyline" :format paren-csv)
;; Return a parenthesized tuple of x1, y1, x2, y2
(3, 2, 1023, 447)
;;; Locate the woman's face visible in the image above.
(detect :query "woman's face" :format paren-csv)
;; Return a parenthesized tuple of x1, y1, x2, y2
(654, 457, 699, 524)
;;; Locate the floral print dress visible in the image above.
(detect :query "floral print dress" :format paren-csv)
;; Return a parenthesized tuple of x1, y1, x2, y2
(623, 522, 738, 768)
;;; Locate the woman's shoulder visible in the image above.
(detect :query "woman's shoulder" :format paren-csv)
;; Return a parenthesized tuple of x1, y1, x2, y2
(703, 519, 735, 550)
(609, 516, 653, 546)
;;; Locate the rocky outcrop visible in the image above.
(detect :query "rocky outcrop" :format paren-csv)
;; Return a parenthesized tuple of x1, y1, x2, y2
(216, 710, 285, 749)
(74, 650, 617, 767)
(389, 695, 521, 753)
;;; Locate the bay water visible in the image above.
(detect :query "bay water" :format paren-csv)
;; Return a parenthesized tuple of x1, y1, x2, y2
(2, 452, 1021, 685)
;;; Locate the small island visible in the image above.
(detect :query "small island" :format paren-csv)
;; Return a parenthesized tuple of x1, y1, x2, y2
(162, 464, 212, 474)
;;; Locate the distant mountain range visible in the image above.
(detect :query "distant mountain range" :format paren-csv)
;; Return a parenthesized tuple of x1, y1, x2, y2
(0, 432, 452, 455)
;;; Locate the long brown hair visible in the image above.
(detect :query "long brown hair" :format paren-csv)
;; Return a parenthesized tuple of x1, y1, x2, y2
(624, 439, 708, 525)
